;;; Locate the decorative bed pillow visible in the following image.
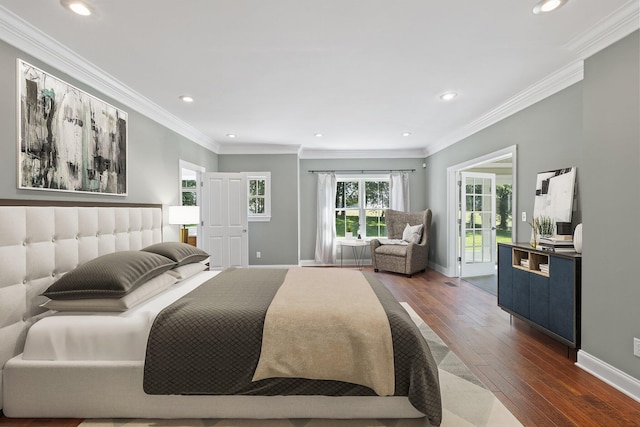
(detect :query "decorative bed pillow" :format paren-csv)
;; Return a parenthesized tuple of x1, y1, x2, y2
(43, 251, 176, 300)
(41, 273, 177, 312)
(166, 262, 207, 281)
(142, 242, 209, 266)
(402, 223, 424, 244)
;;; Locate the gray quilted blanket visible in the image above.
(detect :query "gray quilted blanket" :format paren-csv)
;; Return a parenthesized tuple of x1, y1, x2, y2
(143, 267, 441, 425)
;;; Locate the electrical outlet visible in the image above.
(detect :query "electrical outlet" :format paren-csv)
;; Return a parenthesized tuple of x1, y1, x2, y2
(256, 251, 261, 259)
(634, 338, 640, 358)
(521, 212, 527, 222)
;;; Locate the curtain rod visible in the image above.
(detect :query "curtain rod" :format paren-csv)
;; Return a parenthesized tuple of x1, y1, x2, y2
(308, 169, 415, 174)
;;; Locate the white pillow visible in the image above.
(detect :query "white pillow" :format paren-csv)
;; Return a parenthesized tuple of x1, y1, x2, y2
(166, 262, 207, 281)
(41, 273, 177, 312)
(402, 223, 424, 244)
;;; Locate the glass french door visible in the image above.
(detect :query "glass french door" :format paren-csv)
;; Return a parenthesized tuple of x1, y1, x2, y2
(460, 172, 496, 277)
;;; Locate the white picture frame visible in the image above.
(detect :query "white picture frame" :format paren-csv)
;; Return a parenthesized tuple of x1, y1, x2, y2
(17, 59, 128, 195)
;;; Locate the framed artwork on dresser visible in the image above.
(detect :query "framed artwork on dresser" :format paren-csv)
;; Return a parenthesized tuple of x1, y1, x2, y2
(17, 59, 128, 196)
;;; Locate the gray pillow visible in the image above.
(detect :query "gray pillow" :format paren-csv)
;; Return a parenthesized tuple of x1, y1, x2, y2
(41, 273, 177, 312)
(142, 242, 209, 266)
(43, 251, 176, 300)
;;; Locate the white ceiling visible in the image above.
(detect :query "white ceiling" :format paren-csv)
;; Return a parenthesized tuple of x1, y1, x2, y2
(0, 0, 637, 157)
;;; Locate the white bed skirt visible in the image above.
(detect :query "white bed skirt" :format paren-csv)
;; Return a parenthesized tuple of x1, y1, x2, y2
(3, 356, 424, 419)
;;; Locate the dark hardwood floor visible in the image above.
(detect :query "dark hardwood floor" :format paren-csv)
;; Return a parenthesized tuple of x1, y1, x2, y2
(2, 267, 639, 426)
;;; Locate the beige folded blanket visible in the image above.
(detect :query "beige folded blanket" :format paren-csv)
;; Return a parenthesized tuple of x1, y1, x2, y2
(252, 267, 395, 396)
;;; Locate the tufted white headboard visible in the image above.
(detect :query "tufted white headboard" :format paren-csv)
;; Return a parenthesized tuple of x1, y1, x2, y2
(0, 201, 163, 410)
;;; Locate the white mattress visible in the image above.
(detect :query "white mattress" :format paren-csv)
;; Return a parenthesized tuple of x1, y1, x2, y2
(22, 270, 219, 361)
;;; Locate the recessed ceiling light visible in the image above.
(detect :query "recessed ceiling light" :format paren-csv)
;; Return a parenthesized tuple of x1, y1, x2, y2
(402, 132, 412, 137)
(440, 92, 458, 101)
(61, 1, 92, 16)
(227, 134, 236, 138)
(179, 95, 194, 103)
(314, 133, 323, 137)
(533, 0, 567, 14)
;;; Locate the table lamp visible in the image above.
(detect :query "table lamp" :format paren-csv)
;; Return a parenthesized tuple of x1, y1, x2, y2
(168, 205, 200, 243)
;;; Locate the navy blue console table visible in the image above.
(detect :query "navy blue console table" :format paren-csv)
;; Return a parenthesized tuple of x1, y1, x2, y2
(498, 242, 582, 349)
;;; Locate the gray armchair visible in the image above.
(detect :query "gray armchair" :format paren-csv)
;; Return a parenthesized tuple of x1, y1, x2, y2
(370, 209, 432, 277)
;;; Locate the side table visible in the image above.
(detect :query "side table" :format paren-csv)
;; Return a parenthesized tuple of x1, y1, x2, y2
(338, 239, 369, 269)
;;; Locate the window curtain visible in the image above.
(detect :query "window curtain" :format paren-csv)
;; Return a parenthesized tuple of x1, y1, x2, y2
(314, 172, 337, 264)
(390, 171, 410, 211)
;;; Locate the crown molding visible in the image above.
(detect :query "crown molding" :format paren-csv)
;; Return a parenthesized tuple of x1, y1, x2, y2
(300, 148, 426, 159)
(0, 5, 220, 153)
(423, 0, 639, 158)
(217, 143, 302, 155)
(424, 60, 583, 157)
(564, 0, 640, 59)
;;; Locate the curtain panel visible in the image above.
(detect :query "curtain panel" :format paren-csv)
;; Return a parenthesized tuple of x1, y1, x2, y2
(390, 172, 410, 212)
(314, 172, 337, 264)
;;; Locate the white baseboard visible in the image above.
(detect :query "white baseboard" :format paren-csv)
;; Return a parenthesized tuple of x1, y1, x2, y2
(428, 261, 452, 277)
(247, 264, 299, 269)
(299, 259, 372, 267)
(576, 350, 640, 403)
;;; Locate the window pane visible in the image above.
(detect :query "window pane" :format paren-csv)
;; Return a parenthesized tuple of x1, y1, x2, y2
(249, 197, 264, 214)
(182, 191, 196, 206)
(182, 179, 196, 189)
(345, 182, 359, 208)
(257, 179, 265, 196)
(249, 180, 257, 196)
(335, 210, 346, 237)
(336, 182, 344, 209)
(365, 181, 389, 208)
(365, 209, 386, 237)
(345, 209, 359, 234)
(336, 181, 359, 209)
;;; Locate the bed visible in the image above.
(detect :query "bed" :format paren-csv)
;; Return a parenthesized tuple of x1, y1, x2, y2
(0, 201, 441, 425)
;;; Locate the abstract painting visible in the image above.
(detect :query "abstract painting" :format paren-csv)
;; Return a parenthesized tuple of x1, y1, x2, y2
(533, 167, 576, 223)
(18, 60, 127, 195)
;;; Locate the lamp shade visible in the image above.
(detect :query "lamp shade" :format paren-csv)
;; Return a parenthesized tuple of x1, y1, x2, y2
(168, 205, 200, 225)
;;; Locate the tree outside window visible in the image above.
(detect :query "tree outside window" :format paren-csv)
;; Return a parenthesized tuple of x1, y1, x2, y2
(335, 178, 389, 238)
(247, 172, 271, 222)
(249, 178, 266, 215)
(181, 179, 197, 206)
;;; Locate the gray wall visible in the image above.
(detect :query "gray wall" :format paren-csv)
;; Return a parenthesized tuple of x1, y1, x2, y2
(425, 31, 639, 382)
(299, 158, 427, 262)
(0, 40, 218, 239)
(218, 154, 299, 266)
(424, 82, 583, 270)
(581, 31, 640, 379)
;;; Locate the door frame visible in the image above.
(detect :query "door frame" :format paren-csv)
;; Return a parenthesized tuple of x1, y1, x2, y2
(179, 159, 205, 246)
(446, 145, 517, 278)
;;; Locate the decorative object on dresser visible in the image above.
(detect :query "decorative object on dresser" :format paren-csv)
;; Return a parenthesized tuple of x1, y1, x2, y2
(370, 209, 431, 278)
(497, 242, 581, 354)
(573, 223, 583, 253)
(168, 205, 200, 244)
(17, 60, 128, 195)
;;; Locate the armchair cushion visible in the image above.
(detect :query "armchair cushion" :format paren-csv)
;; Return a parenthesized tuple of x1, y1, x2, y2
(375, 244, 408, 257)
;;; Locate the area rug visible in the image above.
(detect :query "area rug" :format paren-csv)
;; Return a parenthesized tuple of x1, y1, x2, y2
(79, 303, 521, 427)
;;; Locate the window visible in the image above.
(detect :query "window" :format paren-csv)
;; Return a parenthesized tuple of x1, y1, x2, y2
(247, 172, 271, 222)
(335, 176, 389, 238)
(181, 178, 197, 206)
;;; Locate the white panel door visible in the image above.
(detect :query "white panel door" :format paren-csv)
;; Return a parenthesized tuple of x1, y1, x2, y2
(201, 173, 248, 269)
(460, 172, 496, 278)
